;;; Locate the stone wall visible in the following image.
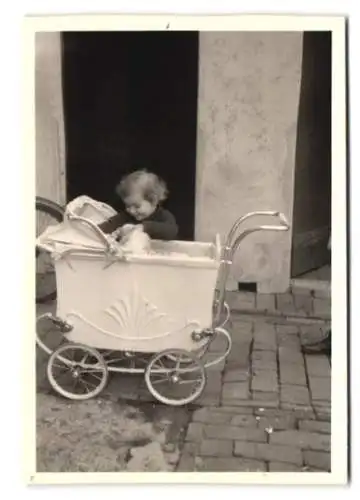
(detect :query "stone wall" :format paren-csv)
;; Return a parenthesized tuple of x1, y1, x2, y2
(196, 32, 303, 292)
(35, 32, 66, 205)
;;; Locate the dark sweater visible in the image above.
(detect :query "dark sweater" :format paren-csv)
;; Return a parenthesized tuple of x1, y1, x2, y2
(98, 207, 178, 241)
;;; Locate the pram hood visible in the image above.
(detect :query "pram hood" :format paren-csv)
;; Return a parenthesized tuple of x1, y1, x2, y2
(37, 195, 118, 253)
(36, 216, 116, 252)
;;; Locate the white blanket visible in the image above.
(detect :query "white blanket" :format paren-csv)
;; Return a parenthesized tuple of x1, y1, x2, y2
(120, 225, 151, 254)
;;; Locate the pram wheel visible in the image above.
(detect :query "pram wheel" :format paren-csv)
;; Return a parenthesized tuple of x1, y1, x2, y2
(47, 343, 108, 400)
(145, 349, 206, 406)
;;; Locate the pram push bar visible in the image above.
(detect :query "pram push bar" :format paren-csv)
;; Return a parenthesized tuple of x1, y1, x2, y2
(214, 210, 290, 325)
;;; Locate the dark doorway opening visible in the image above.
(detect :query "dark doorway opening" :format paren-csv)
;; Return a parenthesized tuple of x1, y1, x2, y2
(61, 31, 199, 240)
(291, 31, 332, 280)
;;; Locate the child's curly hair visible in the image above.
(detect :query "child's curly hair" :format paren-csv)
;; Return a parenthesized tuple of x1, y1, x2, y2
(116, 170, 169, 205)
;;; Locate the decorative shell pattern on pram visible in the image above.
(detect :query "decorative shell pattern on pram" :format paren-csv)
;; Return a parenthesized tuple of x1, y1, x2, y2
(66, 281, 201, 343)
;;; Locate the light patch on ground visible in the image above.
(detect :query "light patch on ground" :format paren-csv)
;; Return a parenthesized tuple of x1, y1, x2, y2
(36, 393, 179, 472)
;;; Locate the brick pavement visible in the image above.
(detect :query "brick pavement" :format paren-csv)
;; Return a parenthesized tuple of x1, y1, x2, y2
(226, 283, 331, 321)
(174, 313, 331, 472)
(36, 293, 331, 473)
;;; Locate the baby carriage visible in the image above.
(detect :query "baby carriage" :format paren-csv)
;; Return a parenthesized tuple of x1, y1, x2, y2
(36, 196, 289, 406)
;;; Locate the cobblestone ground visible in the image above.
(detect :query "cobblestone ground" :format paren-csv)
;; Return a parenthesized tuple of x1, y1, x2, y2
(176, 313, 331, 473)
(36, 303, 331, 473)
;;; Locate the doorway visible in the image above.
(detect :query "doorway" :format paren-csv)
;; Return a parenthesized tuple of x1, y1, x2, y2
(61, 31, 199, 240)
(291, 31, 332, 281)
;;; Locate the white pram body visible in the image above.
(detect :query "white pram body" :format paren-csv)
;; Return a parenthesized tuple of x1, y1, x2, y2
(38, 196, 221, 353)
(36, 195, 289, 405)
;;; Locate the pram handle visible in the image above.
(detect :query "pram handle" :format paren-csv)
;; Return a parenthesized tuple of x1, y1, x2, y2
(66, 212, 117, 254)
(225, 210, 289, 249)
(214, 211, 290, 325)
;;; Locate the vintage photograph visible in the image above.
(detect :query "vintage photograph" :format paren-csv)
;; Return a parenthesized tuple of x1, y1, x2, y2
(31, 16, 346, 480)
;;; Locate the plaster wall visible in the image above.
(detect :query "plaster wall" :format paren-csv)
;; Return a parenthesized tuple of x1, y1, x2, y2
(196, 32, 303, 292)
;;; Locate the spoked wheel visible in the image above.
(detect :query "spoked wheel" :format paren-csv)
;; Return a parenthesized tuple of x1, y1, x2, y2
(36, 197, 64, 304)
(145, 349, 206, 406)
(47, 343, 108, 400)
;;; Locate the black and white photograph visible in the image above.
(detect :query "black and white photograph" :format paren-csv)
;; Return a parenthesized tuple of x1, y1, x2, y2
(28, 14, 347, 483)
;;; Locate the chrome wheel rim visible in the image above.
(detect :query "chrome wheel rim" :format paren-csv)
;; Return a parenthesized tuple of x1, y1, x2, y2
(145, 349, 206, 406)
(47, 344, 108, 400)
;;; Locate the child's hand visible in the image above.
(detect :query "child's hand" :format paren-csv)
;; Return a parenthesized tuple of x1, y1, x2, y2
(121, 224, 138, 237)
(111, 227, 123, 240)
(111, 224, 136, 241)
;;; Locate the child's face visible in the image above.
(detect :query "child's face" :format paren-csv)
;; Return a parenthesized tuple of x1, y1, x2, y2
(123, 190, 156, 221)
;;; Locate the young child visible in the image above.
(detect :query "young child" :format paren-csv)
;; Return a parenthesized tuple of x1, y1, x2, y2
(99, 170, 178, 241)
